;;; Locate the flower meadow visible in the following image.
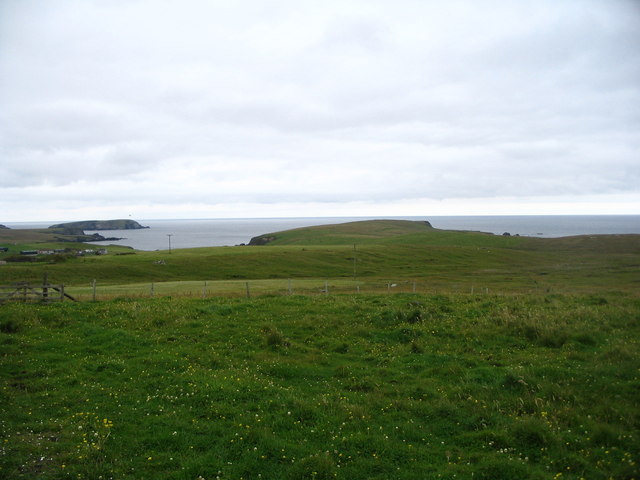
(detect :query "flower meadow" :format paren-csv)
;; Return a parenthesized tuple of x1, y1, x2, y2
(1, 293, 638, 479)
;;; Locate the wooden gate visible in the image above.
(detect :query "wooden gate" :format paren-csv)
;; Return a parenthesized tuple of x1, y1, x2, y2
(0, 280, 76, 304)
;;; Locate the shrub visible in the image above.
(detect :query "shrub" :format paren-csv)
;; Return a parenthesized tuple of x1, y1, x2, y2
(538, 328, 568, 348)
(0, 318, 19, 333)
(573, 332, 598, 347)
(501, 372, 528, 392)
(333, 342, 349, 353)
(5, 255, 38, 263)
(378, 309, 404, 326)
(405, 309, 423, 324)
(263, 326, 288, 347)
(511, 417, 552, 451)
(378, 308, 425, 327)
(587, 296, 608, 305)
(410, 340, 424, 353)
(475, 458, 534, 480)
(395, 326, 422, 344)
(288, 452, 336, 480)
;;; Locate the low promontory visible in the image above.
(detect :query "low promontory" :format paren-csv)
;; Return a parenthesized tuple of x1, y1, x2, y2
(49, 219, 149, 231)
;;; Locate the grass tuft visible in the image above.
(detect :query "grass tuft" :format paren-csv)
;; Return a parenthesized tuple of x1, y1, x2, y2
(0, 317, 20, 333)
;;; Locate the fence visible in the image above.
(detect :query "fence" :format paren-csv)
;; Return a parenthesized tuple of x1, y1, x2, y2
(0, 281, 77, 304)
(62, 278, 498, 302)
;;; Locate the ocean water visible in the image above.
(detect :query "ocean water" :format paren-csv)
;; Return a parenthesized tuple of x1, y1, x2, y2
(4, 215, 640, 251)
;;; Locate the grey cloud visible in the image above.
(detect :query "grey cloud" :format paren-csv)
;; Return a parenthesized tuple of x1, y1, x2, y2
(1, 0, 639, 220)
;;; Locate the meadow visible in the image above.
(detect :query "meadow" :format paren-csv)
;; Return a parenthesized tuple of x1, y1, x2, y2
(1, 220, 639, 479)
(1, 220, 638, 298)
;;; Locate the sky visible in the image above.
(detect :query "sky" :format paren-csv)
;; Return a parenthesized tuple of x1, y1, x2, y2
(1, 0, 639, 222)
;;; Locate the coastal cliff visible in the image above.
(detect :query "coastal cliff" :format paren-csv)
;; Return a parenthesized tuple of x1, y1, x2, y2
(49, 219, 148, 231)
(46, 219, 148, 242)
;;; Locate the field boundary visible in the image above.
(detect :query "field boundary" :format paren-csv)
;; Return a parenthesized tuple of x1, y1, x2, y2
(60, 277, 521, 302)
(0, 279, 76, 304)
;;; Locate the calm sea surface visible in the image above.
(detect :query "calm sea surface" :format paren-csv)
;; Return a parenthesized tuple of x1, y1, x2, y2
(5, 216, 640, 251)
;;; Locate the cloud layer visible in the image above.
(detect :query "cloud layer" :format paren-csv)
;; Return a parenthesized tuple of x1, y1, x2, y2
(1, 0, 639, 220)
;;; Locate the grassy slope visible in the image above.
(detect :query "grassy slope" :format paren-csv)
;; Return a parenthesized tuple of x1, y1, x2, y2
(0, 229, 71, 245)
(252, 219, 525, 247)
(1, 220, 639, 479)
(1, 220, 638, 297)
(1, 294, 639, 480)
(0, 228, 136, 254)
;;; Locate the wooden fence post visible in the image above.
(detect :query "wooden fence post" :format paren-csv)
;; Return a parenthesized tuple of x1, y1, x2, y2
(288, 279, 292, 295)
(43, 273, 49, 301)
(245, 282, 251, 299)
(92, 279, 97, 302)
(60, 284, 65, 302)
(150, 283, 155, 297)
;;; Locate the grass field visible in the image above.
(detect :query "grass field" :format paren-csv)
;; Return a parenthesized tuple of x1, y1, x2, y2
(1, 293, 639, 479)
(1, 220, 639, 479)
(2, 220, 639, 297)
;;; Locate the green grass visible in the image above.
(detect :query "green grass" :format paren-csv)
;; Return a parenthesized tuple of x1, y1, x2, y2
(1, 220, 639, 478)
(251, 219, 527, 247)
(1, 293, 638, 479)
(0, 246, 629, 296)
(2, 234, 639, 297)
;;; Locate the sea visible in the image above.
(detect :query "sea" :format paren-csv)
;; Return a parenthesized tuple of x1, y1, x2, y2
(4, 215, 640, 252)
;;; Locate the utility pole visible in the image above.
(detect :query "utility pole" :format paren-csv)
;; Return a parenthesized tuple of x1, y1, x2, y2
(353, 244, 357, 280)
(167, 234, 173, 254)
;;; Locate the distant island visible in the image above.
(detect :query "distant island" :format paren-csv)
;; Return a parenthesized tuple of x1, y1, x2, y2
(46, 219, 149, 243)
(49, 219, 149, 231)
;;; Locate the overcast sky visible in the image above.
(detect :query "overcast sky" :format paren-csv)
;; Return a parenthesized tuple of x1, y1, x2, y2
(1, 0, 639, 222)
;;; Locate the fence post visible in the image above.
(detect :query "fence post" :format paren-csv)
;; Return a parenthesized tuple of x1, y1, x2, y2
(92, 279, 97, 302)
(202, 281, 207, 299)
(324, 281, 329, 296)
(42, 273, 49, 301)
(288, 278, 292, 295)
(60, 284, 65, 302)
(150, 283, 155, 297)
(412, 281, 416, 294)
(245, 282, 251, 299)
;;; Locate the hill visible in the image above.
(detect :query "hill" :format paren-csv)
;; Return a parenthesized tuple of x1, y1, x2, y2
(248, 219, 532, 249)
(0, 227, 106, 246)
(248, 219, 513, 246)
(1, 218, 639, 297)
(249, 219, 436, 245)
(249, 219, 640, 253)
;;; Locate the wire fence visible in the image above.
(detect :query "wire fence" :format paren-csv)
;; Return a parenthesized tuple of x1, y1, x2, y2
(62, 277, 503, 302)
